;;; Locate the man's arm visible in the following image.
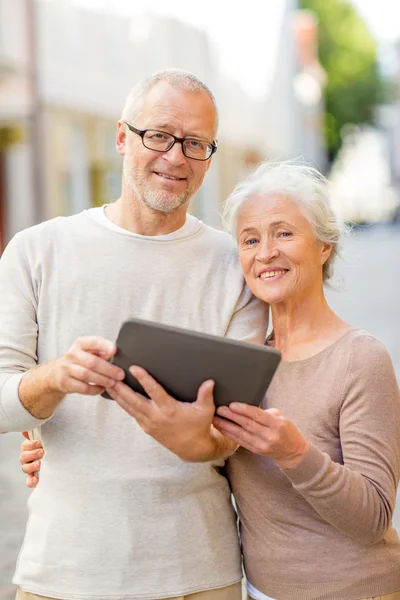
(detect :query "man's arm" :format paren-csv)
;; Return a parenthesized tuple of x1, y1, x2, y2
(225, 281, 269, 344)
(0, 233, 49, 432)
(0, 233, 125, 431)
(18, 338, 125, 420)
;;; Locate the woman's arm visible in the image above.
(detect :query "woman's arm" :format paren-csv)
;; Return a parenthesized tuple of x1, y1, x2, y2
(215, 335, 400, 545)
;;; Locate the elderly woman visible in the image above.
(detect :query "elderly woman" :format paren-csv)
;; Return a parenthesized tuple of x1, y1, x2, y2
(212, 161, 400, 600)
(20, 162, 400, 600)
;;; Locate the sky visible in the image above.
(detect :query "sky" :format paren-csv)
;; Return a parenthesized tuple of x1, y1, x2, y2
(351, 0, 399, 43)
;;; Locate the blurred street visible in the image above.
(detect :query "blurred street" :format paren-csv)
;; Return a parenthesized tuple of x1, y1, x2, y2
(0, 224, 399, 600)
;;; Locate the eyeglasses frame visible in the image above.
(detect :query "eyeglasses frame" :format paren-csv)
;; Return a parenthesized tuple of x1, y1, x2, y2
(123, 121, 218, 161)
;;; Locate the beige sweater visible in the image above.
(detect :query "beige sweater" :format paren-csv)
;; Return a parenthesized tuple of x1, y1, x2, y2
(226, 328, 400, 600)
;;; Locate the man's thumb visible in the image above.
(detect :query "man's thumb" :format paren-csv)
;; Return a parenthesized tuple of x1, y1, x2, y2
(196, 379, 215, 408)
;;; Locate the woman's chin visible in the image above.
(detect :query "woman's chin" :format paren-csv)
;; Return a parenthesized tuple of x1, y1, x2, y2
(251, 282, 289, 306)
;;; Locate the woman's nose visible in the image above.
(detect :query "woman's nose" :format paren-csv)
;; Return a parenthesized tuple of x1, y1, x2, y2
(256, 241, 279, 262)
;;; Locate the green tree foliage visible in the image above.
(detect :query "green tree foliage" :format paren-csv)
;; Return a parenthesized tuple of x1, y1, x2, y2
(300, 0, 387, 158)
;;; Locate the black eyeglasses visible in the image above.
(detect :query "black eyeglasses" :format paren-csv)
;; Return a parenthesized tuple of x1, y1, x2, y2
(124, 121, 217, 161)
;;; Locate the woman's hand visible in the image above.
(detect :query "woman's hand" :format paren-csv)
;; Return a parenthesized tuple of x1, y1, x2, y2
(213, 403, 310, 470)
(107, 366, 236, 462)
(20, 438, 43, 488)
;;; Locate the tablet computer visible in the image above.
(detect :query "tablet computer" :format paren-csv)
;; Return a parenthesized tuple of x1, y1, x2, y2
(102, 318, 281, 408)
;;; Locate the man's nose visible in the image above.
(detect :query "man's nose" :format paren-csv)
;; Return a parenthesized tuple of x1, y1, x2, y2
(163, 141, 187, 166)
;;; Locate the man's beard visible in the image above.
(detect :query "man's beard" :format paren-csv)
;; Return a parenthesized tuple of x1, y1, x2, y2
(123, 162, 194, 214)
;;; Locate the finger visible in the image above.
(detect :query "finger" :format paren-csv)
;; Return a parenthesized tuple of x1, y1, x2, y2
(216, 406, 272, 437)
(74, 337, 117, 358)
(20, 439, 41, 452)
(109, 387, 153, 434)
(108, 383, 153, 420)
(129, 366, 172, 409)
(194, 380, 215, 411)
(213, 416, 243, 438)
(223, 403, 279, 427)
(213, 416, 270, 454)
(213, 418, 262, 454)
(74, 350, 125, 382)
(22, 460, 41, 475)
(20, 449, 44, 465)
(64, 376, 105, 396)
(68, 363, 122, 389)
(26, 474, 39, 489)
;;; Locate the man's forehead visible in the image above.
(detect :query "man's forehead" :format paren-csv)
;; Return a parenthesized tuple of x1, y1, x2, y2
(138, 83, 217, 136)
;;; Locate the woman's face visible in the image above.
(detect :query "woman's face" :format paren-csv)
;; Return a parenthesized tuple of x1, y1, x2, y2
(236, 194, 332, 306)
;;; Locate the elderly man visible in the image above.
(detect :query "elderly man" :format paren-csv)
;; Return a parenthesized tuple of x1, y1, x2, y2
(0, 69, 268, 600)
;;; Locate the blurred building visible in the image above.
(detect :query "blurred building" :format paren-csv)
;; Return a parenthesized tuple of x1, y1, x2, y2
(292, 9, 327, 170)
(329, 125, 399, 223)
(373, 39, 400, 220)
(0, 0, 327, 250)
(0, 0, 36, 251)
(388, 40, 400, 188)
(347, 38, 400, 223)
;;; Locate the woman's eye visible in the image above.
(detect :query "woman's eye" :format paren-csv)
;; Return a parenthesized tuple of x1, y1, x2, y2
(277, 231, 292, 238)
(245, 238, 258, 245)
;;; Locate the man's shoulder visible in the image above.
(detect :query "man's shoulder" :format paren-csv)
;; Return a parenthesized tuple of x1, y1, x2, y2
(199, 222, 233, 243)
(193, 224, 244, 278)
(197, 223, 237, 255)
(10, 211, 95, 247)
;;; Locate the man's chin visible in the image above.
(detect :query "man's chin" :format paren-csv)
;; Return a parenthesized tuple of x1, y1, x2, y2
(143, 194, 190, 214)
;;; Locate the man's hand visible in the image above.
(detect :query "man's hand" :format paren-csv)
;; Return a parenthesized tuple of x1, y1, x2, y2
(20, 438, 44, 488)
(107, 366, 236, 462)
(19, 336, 126, 419)
(47, 336, 126, 395)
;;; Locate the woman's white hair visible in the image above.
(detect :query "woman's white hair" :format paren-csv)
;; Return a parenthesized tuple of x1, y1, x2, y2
(222, 160, 347, 282)
(121, 68, 219, 136)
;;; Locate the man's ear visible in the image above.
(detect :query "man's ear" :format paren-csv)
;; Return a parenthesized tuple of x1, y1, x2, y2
(205, 138, 218, 172)
(116, 121, 127, 157)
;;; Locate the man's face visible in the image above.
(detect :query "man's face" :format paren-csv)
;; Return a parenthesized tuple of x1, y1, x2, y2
(117, 82, 217, 214)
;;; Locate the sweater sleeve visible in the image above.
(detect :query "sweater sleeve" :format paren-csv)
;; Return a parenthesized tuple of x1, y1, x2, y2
(283, 334, 400, 545)
(224, 281, 269, 345)
(0, 233, 52, 432)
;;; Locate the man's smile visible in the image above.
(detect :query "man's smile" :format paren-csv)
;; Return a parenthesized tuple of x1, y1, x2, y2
(153, 171, 187, 182)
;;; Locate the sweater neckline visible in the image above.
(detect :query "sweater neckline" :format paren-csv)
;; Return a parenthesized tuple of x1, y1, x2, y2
(84, 205, 203, 241)
(278, 327, 359, 367)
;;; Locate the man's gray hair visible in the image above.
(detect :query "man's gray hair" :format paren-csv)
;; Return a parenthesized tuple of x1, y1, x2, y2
(121, 69, 219, 135)
(222, 160, 347, 282)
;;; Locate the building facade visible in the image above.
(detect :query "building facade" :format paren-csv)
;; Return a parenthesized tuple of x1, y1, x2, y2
(0, 0, 327, 250)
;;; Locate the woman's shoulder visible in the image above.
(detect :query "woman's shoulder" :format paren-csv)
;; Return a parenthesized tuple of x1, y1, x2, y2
(339, 328, 398, 393)
(342, 328, 392, 362)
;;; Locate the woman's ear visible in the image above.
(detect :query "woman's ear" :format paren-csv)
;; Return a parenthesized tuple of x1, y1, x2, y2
(320, 243, 333, 265)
